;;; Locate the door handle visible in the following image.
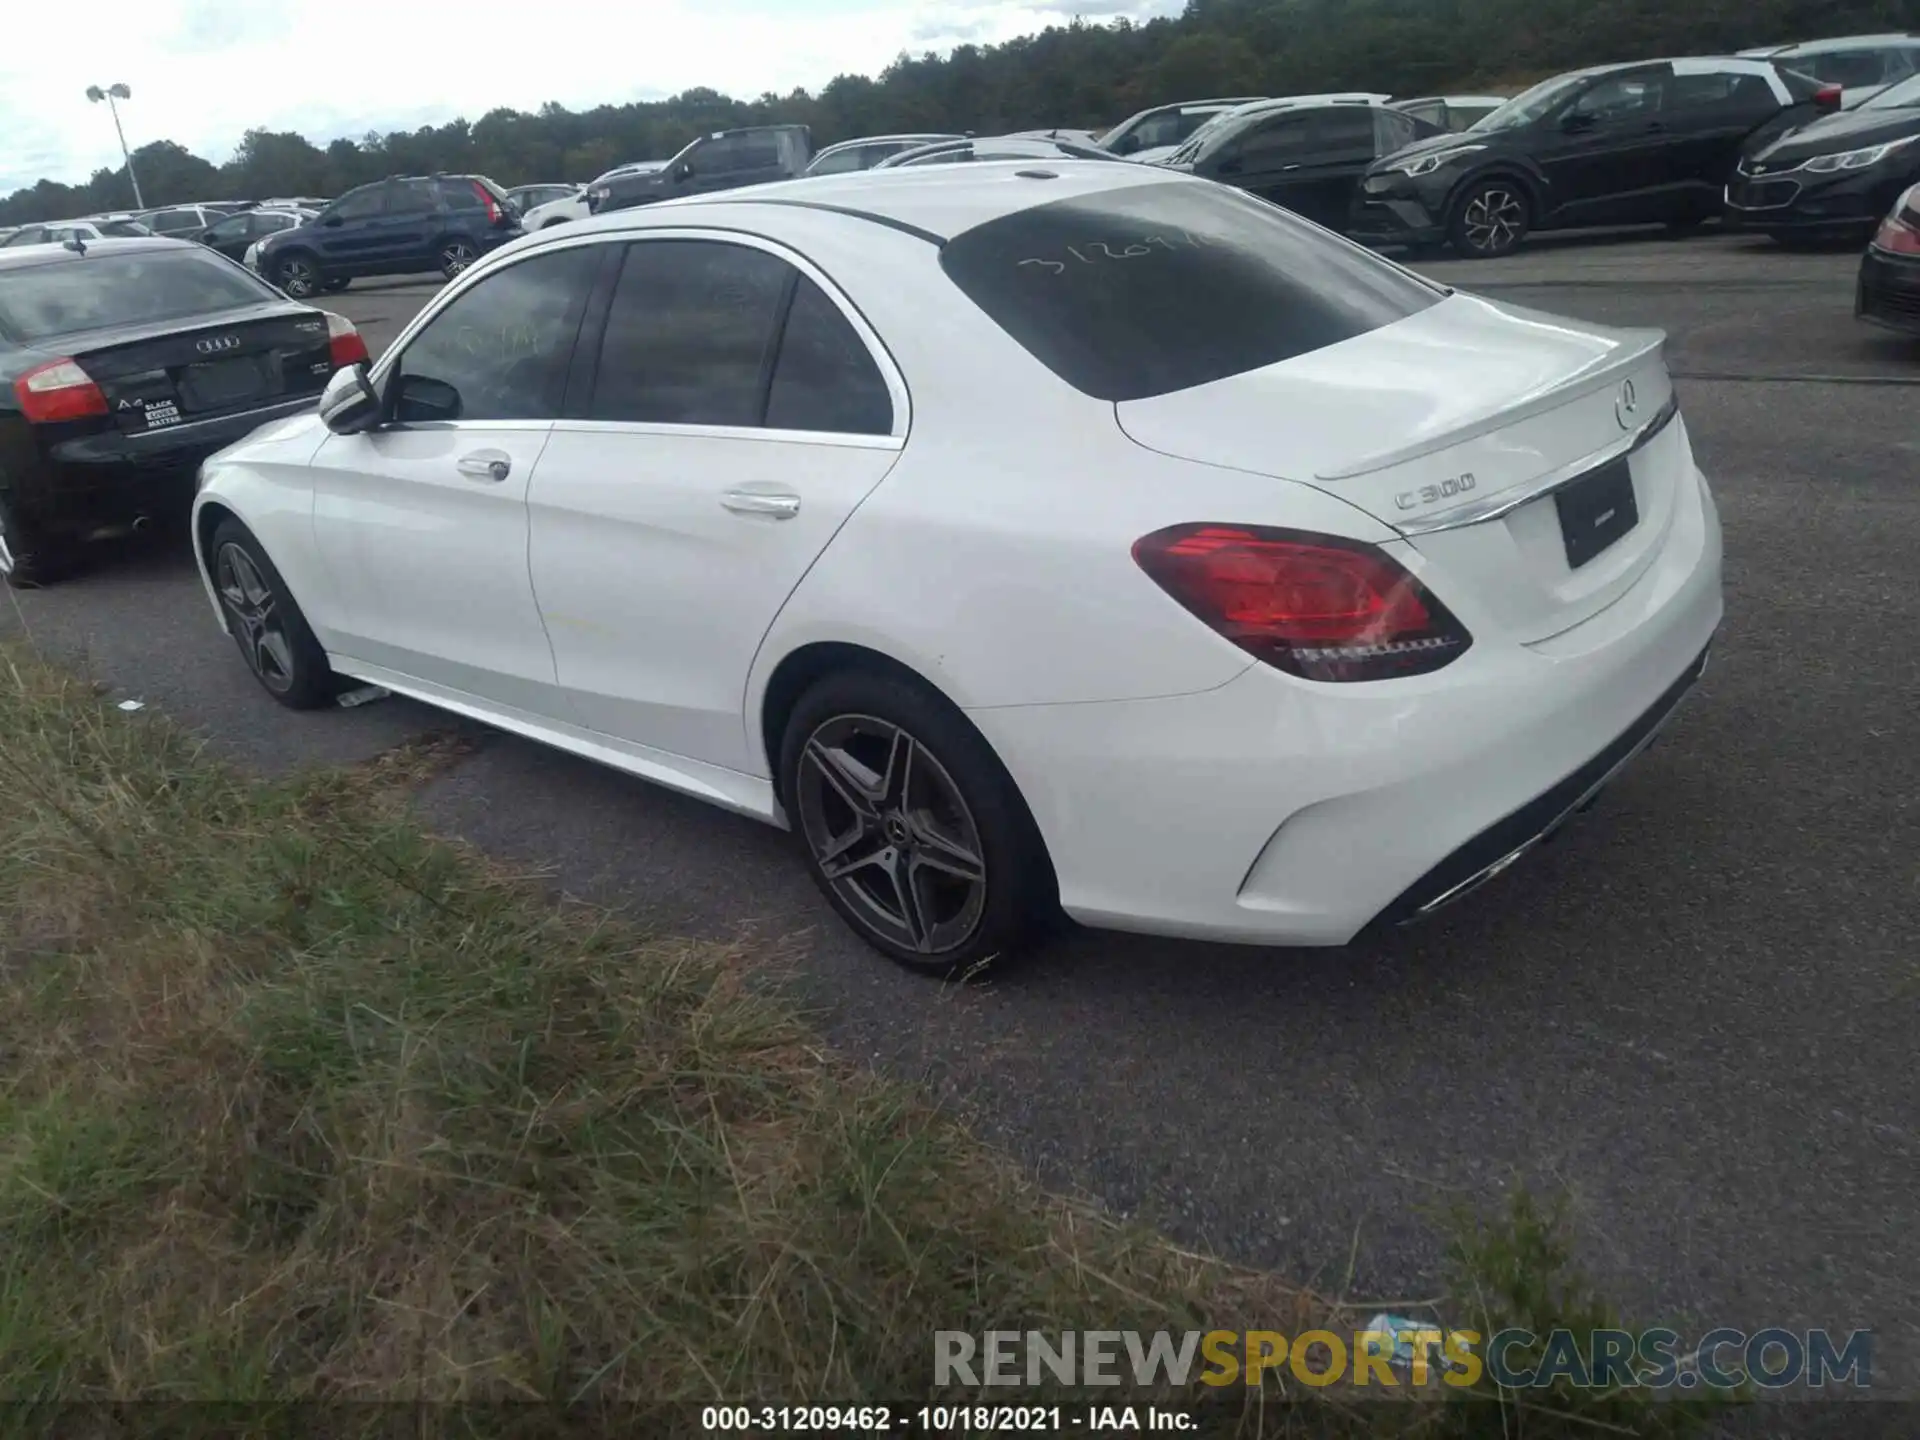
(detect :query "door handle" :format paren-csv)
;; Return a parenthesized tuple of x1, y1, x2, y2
(456, 450, 512, 483)
(721, 488, 801, 519)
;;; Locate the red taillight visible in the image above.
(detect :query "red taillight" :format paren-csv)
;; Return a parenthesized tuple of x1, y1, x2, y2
(1872, 196, 1920, 255)
(12, 357, 108, 425)
(322, 310, 369, 368)
(1132, 524, 1472, 683)
(472, 180, 504, 225)
(1813, 83, 1844, 110)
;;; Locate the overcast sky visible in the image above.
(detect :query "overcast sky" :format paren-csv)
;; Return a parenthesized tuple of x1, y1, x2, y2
(2, 0, 1182, 195)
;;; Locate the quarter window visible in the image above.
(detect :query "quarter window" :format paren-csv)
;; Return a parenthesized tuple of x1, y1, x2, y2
(392, 246, 599, 423)
(590, 239, 791, 427)
(765, 277, 893, 436)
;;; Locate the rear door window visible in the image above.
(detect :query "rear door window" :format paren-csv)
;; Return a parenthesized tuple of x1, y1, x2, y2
(1312, 107, 1381, 157)
(589, 239, 792, 427)
(937, 179, 1443, 402)
(1374, 108, 1422, 154)
(764, 276, 893, 436)
(392, 180, 439, 214)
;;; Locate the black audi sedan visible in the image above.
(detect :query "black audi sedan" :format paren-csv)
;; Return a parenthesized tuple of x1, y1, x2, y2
(1351, 57, 1840, 257)
(1725, 73, 1920, 243)
(0, 237, 367, 585)
(1857, 182, 1920, 335)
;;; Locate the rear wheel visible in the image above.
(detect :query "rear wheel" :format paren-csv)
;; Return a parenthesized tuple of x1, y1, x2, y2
(209, 519, 335, 709)
(276, 253, 322, 299)
(1448, 178, 1531, 258)
(0, 496, 77, 589)
(778, 670, 1057, 979)
(439, 240, 478, 279)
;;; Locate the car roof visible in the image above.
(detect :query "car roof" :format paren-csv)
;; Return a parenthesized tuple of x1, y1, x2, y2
(0, 234, 206, 272)
(553, 161, 1195, 245)
(1740, 33, 1918, 56)
(1394, 94, 1508, 106)
(815, 133, 961, 155)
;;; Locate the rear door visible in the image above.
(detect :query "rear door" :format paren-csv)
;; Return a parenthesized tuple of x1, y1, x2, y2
(1535, 65, 1673, 225)
(373, 179, 441, 272)
(1660, 64, 1786, 213)
(528, 233, 904, 772)
(312, 184, 391, 269)
(1211, 112, 1318, 211)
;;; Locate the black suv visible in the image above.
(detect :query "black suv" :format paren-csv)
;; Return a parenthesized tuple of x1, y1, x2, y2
(589, 127, 811, 213)
(252, 174, 522, 297)
(1351, 58, 1840, 257)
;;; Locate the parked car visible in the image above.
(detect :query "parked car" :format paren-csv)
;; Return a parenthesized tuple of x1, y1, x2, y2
(1351, 57, 1842, 258)
(590, 127, 812, 213)
(1391, 95, 1509, 132)
(1738, 33, 1920, 108)
(1153, 94, 1397, 167)
(136, 204, 227, 237)
(2, 218, 152, 247)
(872, 135, 1127, 168)
(251, 175, 523, 298)
(198, 206, 317, 263)
(806, 135, 966, 176)
(1163, 99, 1443, 230)
(1095, 98, 1266, 158)
(1856, 181, 1920, 334)
(0, 237, 368, 585)
(525, 167, 664, 229)
(506, 184, 577, 214)
(1724, 72, 1920, 243)
(1006, 128, 1100, 145)
(191, 164, 1721, 974)
(257, 196, 331, 211)
(0, 228, 17, 245)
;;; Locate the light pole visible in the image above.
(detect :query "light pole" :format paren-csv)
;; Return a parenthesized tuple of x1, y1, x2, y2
(85, 83, 145, 210)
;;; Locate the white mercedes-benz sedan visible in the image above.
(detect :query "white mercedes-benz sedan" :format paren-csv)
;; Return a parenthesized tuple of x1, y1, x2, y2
(192, 162, 1723, 976)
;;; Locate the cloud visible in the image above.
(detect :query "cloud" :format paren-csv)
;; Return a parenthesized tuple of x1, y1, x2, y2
(0, 0, 1185, 197)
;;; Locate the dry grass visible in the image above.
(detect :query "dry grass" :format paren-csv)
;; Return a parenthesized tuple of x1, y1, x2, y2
(0, 647, 1731, 1436)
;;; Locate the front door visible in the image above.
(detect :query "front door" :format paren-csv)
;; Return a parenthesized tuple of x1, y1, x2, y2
(1213, 112, 1318, 216)
(1535, 65, 1674, 226)
(312, 183, 392, 269)
(528, 234, 904, 773)
(304, 243, 601, 713)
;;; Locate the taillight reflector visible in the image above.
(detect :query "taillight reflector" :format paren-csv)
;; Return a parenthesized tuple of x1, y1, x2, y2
(322, 310, 370, 367)
(1132, 524, 1472, 683)
(12, 357, 108, 425)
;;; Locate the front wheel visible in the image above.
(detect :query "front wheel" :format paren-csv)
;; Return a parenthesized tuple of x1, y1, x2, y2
(1448, 179, 1532, 258)
(439, 240, 478, 279)
(209, 519, 335, 709)
(779, 670, 1057, 978)
(276, 254, 322, 299)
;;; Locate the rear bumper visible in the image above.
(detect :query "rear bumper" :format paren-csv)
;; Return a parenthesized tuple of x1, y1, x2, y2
(969, 465, 1724, 947)
(1856, 245, 1920, 335)
(22, 394, 320, 532)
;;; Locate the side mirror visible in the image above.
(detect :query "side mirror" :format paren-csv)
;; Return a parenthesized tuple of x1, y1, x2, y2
(319, 363, 382, 435)
(675, 161, 694, 181)
(391, 373, 462, 424)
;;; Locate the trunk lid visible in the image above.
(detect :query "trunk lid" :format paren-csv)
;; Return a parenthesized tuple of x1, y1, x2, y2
(61, 302, 333, 436)
(1114, 293, 1690, 643)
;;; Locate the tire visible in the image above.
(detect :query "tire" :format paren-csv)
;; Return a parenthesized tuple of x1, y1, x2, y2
(276, 252, 322, 299)
(778, 670, 1057, 979)
(1448, 178, 1532, 258)
(208, 519, 335, 710)
(322, 276, 351, 293)
(0, 495, 77, 589)
(438, 239, 478, 280)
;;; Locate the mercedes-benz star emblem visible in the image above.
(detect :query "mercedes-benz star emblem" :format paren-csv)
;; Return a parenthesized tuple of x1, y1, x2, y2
(1615, 378, 1639, 430)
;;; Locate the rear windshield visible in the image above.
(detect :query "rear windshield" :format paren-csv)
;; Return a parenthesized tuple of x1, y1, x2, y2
(938, 180, 1442, 402)
(0, 248, 276, 341)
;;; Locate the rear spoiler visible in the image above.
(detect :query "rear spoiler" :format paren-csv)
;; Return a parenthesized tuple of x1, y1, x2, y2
(1316, 318, 1667, 482)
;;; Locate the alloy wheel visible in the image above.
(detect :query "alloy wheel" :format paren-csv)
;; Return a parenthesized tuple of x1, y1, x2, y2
(279, 258, 318, 297)
(441, 241, 477, 276)
(1462, 186, 1526, 254)
(793, 714, 989, 956)
(215, 542, 296, 693)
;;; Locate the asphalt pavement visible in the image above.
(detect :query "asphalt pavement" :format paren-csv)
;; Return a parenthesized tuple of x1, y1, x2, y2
(7, 228, 1918, 1390)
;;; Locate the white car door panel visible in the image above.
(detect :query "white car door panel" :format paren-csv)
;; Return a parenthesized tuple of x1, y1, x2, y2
(527, 233, 908, 774)
(309, 424, 560, 710)
(531, 427, 899, 769)
(302, 241, 602, 714)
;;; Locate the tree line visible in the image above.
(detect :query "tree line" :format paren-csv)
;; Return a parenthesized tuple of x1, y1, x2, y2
(5, 0, 1915, 225)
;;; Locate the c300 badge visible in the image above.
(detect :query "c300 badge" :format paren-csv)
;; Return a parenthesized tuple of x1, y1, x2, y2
(1395, 472, 1476, 511)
